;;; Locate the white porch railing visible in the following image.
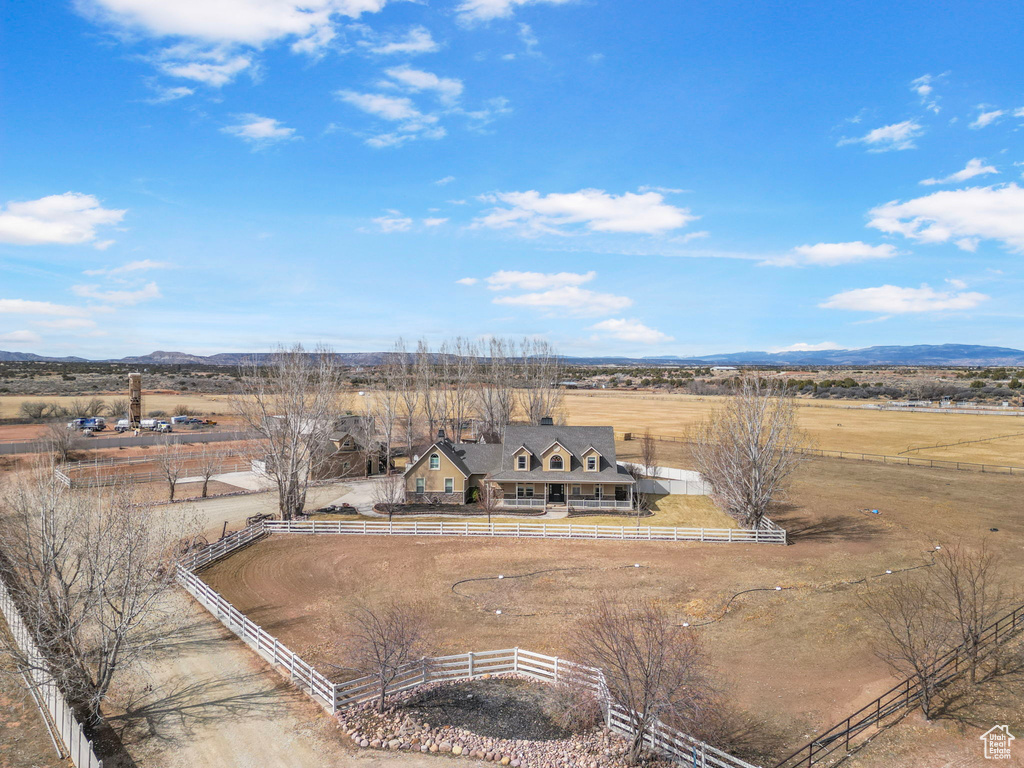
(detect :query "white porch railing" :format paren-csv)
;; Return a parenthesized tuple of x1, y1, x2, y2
(499, 497, 546, 508)
(569, 498, 633, 509)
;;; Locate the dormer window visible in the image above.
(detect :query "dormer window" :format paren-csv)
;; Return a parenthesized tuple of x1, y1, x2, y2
(586, 456, 597, 471)
(429, 453, 440, 470)
(549, 455, 564, 470)
(517, 455, 528, 470)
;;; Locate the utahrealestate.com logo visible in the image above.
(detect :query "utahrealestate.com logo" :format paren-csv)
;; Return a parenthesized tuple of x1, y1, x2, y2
(981, 725, 1015, 760)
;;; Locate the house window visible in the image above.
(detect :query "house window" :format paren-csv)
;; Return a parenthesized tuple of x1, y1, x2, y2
(517, 454, 528, 470)
(342, 440, 353, 449)
(415, 477, 425, 494)
(429, 453, 440, 470)
(549, 455, 564, 470)
(594, 485, 603, 500)
(615, 485, 627, 501)
(517, 484, 534, 498)
(586, 456, 597, 471)
(445, 478, 454, 494)
(571, 485, 581, 496)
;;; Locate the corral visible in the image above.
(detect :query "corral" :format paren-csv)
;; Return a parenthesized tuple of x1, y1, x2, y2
(198, 457, 1024, 765)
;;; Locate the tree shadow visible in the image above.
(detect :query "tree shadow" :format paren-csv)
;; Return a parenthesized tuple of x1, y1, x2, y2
(773, 507, 881, 543)
(107, 671, 297, 748)
(932, 652, 1024, 728)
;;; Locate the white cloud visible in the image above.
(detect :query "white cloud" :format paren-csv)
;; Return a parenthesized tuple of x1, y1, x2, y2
(423, 217, 448, 226)
(337, 90, 446, 146)
(84, 259, 173, 277)
(769, 342, 842, 353)
(146, 85, 195, 103)
(485, 270, 595, 291)
(920, 158, 998, 186)
(868, 183, 1024, 253)
(157, 52, 253, 87)
(0, 299, 92, 317)
(590, 318, 672, 344)
(0, 193, 125, 246)
(34, 318, 99, 330)
(79, 0, 389, 47)
(494, 286, 632, 316)
(455, 277, 478, 285)
(71, 281, 162, 306)
(475, 188, 697, 235)
(766, 241, 901, 267)
(456, 0, 576, 23)
(820, 284, 989, 314)
(970, 108, 1004, 130)
(837, 120, 924, 152)
(434, 175, 456, 185)
(384, 66, 463, 104)
(0, 330, 42, 345)
(93, 239, 116, 251)
(222, 114, 299, 145)
(372, 214, 413, 232)
(361, 26, 439, 55)
(910, 73, 944, 113)
(517, 23, 539, 54)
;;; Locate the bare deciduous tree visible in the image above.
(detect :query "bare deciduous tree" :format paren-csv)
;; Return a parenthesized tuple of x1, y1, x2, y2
(518, 338, 564, 425)
(448, 336, 479, 441)
(18, 400, 50, 420)
(392, 338, 421, 458)
(106, 397, 130, 420)
(692, 378, 807, 528)
(194, 444, 222, 499)
(931, 542, 1012, 683)
(372, 472, 405, 521)
(478, 480, 500, 525)
(346, 601, 427, 711)
(476, 337, 515, 440)
(234, 344, 343, 520)
(156, 439, 186, 501)
(44, 422, 79, 464)
(577, 596, 711, 765)
(862, 574, 957, 719)
(0, 472, 193, 720)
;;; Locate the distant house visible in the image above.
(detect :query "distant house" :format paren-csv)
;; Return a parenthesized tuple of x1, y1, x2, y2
(403, 418, 635, 511)
(327, 415, 389, 477)
(710, 366, 738, 372)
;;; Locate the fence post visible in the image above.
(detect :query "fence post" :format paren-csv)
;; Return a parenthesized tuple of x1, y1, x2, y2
(468, 652, 475, 678)
(554, 657, 560, 684)
(514, 647, 519, 673)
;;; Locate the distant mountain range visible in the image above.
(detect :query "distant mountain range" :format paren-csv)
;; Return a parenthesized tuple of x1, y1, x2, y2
(1, 344, 1023, 367)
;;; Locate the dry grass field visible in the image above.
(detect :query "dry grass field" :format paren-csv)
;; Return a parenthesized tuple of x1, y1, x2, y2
(202, 457, 1024, 763)
(561, 391, 1024, 465)
(0, 392, 235, 420)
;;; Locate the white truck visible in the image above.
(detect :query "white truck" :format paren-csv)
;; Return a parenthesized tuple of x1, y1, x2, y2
(139, 419, 173, 433)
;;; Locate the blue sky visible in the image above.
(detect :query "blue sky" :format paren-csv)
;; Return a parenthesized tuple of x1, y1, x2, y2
(2, 0, 1024, 358)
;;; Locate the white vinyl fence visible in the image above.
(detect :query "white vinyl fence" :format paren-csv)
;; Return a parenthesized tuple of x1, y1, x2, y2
(0, 575, 104, 768)
(175, 520, 763, 768)
(262, 518, 786, 544)
(625, 464, 713, 496)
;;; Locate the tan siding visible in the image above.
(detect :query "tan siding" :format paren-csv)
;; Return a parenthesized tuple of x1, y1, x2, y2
(405, 451, 467, 494)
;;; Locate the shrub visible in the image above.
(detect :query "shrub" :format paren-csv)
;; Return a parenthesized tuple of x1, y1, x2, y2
(147, 410, 167, 417)
(173, 404, 194, 416)
(18, 401, 50, 420)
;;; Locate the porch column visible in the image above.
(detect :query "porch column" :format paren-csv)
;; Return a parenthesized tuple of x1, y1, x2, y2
(543, 483, 548, 512)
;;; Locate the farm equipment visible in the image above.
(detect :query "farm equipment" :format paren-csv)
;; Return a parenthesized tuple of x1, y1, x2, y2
(177, 534, 209, 558)
(246, 512, 277, 526)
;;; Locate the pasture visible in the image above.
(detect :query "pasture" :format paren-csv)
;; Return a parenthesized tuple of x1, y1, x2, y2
(561, 391, 1024, 466)
(201, 457, 1024, 763)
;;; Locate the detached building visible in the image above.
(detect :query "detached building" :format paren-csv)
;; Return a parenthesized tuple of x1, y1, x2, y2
(404, 418, 635, 511)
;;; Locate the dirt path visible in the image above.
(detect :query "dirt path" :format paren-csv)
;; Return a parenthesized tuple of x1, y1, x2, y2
(105, 590, 464, 768)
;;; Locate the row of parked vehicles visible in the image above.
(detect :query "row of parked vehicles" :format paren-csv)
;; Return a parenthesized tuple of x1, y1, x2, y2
(66, 415, 217, 435)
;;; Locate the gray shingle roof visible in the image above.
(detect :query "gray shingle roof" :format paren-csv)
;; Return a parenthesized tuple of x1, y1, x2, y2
(489, 425, 634, 483)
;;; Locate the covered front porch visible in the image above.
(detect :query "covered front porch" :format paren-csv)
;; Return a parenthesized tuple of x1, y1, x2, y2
(494, 481, 634, 511)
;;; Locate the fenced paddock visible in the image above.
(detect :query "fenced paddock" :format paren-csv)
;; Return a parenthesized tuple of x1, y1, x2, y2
(0, 572, 104, 768)
(55, 449, 251, 488)
(175, 523, 759, 768)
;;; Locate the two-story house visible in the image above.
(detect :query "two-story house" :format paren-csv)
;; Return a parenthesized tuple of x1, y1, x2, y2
(403, 418, 635, 511)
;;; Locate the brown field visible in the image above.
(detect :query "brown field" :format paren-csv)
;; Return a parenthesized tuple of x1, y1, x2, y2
(202, 457, 1024, 762)
(0, 392, 237, 420)
(561, 391, 1024, 465)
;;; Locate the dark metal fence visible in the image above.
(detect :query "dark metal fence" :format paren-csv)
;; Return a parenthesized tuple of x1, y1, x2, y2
(773, 602, 1024, 768)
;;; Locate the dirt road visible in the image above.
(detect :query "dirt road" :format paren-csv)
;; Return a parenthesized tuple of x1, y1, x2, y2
(165, 481, 357, 537)
(106, 591, 459, 768)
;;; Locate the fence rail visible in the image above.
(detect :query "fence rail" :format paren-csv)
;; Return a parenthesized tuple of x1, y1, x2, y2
(618, 433, 1024, 476)
(773, 602, 1024, 768)
(0, 573, 103, 767)
(175, 523, 760, 767)
(60, 461, 252, 489)
(261, 518, 786, 544)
